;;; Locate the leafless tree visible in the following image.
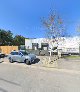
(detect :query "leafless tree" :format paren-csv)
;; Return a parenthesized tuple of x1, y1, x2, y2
(76, 25, 80, 55)
(41, 11, 65, 38)
(41, 11, 65, 63)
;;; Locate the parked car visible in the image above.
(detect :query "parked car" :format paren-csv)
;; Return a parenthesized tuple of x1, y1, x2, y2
(8, 50, 36, 65)
(0, 52, 5, 58)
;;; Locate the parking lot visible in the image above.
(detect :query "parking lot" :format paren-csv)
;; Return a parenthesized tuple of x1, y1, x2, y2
(1, 56, 80, 70)
(0, 56, 80, 92)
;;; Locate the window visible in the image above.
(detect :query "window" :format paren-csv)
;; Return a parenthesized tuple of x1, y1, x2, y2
(10, 52, 18, 55)
(18, 52, 23, 55)
(19, 51, 29, 55)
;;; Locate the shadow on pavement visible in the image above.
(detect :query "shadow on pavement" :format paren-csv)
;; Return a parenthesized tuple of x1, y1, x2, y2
(0, 87, 8, 92)
(32, 58, 40, 64)
(0, 60, 4, 63)
(0, 78, 20, 87)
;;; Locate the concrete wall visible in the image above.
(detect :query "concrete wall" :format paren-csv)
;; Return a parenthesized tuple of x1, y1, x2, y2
(25, 38, 50, 49)
(58, 37, 80, 53)
(25, 37, 80, 53)
(25, 39, 32, 49)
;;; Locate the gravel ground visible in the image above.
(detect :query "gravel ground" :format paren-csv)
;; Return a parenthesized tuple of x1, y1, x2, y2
(35, 56, 80, 71)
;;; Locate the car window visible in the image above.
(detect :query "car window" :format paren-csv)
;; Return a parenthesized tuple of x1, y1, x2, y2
(18, 52, 23, 55)
(10, 52, 18, 55)
(19, 51, 29, 55)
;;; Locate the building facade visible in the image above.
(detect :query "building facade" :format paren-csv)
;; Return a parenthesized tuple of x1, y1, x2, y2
(25, 38, 49, 50)
(25, 37, 80, 53)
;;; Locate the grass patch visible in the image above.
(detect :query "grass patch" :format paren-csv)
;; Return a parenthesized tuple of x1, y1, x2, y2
(63, 55, 80, 59)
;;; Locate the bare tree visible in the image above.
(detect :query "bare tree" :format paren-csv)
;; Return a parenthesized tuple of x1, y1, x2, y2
(76, 25, 80, 55)
(41, 11, 65, 64)
(41, 11, 64, 38)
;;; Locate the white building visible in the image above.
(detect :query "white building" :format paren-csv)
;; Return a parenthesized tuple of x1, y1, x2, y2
(25, 36, 80, 53)
(25, 38, 49, 50)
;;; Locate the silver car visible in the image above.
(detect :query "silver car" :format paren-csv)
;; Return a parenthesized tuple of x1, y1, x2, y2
(8, 50, 36, 65)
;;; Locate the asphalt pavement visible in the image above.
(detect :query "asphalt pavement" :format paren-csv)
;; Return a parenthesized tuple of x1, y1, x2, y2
(0, 58, 80, 92)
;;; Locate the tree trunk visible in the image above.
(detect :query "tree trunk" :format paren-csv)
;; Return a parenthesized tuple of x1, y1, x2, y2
(79, 44, 80, 56)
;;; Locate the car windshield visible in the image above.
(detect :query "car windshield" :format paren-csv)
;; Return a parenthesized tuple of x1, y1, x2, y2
(20, 51, 30, 55)
(11, 52, 18, 55)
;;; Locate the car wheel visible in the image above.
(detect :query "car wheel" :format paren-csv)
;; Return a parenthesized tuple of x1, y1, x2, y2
(25, 59, 31, 65)
(9, 57, 14, 63)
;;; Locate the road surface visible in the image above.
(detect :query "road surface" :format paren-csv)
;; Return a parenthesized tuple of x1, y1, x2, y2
(0, 61, 80, 92)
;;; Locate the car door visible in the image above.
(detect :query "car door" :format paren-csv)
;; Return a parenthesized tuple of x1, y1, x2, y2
(10, 51, 18, 61)
(17, 52, 24, 62)
(12, 52, 19, 62)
